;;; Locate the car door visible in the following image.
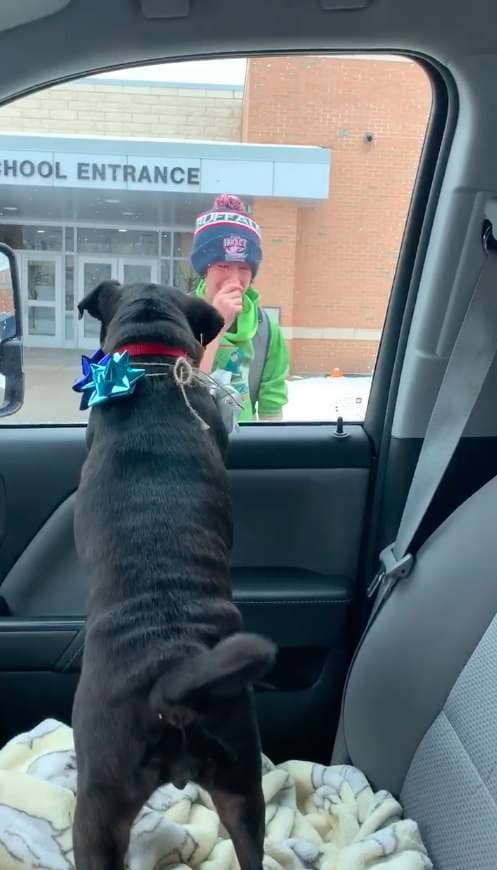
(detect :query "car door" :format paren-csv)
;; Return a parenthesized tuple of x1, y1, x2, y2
(0, 424, 369, 761)
(0, 13, 439, 764)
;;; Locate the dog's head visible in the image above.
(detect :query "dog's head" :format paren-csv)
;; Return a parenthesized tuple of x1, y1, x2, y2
(77, 281, 224, 363)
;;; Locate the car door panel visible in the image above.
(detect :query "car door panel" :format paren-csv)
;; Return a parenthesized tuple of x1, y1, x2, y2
(0, 424, 371, 759)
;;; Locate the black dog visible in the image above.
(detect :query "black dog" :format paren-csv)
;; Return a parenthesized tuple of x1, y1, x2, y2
(72, 280, 275, 870)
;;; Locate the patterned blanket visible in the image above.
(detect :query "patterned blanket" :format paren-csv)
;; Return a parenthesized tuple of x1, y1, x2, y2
(0, 719, 432, 869)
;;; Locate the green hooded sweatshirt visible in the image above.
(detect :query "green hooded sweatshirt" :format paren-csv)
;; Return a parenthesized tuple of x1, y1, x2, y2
(196, 280, 289, 422)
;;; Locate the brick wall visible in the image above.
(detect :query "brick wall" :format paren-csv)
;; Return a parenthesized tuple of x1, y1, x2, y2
(0, 286, 14, 314)
(251, 199, 298, 328)
(0, 282, 13, 314)
(0, 81, 243, 142)
(290, 338, 380, 376)
(244, 56, 431, 373)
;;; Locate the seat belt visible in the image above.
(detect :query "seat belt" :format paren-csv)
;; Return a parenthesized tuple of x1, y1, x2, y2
(368, 232, 497, 621)
(249, 308, 271, 411)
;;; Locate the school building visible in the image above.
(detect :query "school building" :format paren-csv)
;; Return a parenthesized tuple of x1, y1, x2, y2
(0, 56, 431, 374)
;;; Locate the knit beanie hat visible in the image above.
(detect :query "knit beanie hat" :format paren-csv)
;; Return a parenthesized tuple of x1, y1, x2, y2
(190, 194, 263, 278)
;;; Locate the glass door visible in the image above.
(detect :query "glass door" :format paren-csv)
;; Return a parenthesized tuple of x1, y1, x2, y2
(21, 253, 63, 348)
(77, 257, 118, 350)
(119, 258, 158, 285)
(77, 257, 159, 350)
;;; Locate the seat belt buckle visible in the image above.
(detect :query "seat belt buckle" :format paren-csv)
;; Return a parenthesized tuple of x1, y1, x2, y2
(367, 544, 414, 599)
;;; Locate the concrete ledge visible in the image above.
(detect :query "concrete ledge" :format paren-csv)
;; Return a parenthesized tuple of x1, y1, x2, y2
(281, 326, 382, 341)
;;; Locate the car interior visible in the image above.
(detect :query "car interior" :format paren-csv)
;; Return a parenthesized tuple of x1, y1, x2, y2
(0, 0, 497, 866)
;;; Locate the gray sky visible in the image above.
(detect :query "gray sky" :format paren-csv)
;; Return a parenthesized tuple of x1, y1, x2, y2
(101, 59, 247, 86)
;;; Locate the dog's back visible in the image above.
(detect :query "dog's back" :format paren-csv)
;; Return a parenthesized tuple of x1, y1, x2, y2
(75, 373, 241, 697)
(72, 281, 274, 870)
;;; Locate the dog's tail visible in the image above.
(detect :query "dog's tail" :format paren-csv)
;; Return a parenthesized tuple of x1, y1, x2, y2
(150, 633, 275, 718)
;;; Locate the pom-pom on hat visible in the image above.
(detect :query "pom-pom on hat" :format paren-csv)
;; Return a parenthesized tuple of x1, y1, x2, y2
(190, 194, 263, 278)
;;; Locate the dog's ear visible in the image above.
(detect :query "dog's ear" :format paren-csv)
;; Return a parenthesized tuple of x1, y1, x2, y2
(77, 280, 122, 325)
(181, 295, 224, 347)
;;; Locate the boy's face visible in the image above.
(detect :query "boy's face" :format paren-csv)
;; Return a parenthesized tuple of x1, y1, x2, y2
(205, 261, 252, 300)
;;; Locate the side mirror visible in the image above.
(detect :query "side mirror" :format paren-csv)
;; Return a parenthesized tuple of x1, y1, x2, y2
(0, 243, 23, 417)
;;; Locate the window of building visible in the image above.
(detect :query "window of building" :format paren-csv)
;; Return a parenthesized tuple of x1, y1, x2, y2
(0, 224, 63, 251)
(0, 54, 432, 424)
(65, 227, 74, 252)
(161, 232, 172, 257)
(76, 228, 159, 257)
(65, 255, 75, 342)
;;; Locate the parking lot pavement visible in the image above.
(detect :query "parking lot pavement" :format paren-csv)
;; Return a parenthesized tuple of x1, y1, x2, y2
(11, 349, 90, 424)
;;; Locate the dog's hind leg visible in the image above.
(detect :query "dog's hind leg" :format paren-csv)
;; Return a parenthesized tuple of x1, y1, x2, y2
(73, 790, 140, 870)
(72, 690, 160, 870)
(210, 783, 266, 870)
(196, 693, 266, 870)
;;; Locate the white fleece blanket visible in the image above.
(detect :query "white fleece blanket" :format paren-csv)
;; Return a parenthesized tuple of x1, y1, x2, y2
(0, 719, 432, 870)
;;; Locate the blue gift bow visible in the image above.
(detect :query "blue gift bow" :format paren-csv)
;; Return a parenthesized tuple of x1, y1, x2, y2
(73, 349, 145, 410)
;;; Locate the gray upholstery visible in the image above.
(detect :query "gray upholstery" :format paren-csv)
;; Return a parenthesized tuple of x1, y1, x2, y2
(342, 473, 497, 867)
(401, 616, 497, 868)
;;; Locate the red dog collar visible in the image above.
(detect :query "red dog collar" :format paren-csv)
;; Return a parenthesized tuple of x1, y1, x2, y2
(115, 342, 189, 359)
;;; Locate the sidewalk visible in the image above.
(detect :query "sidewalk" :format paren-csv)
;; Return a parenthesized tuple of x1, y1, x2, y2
(15, 348, 89, 424)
